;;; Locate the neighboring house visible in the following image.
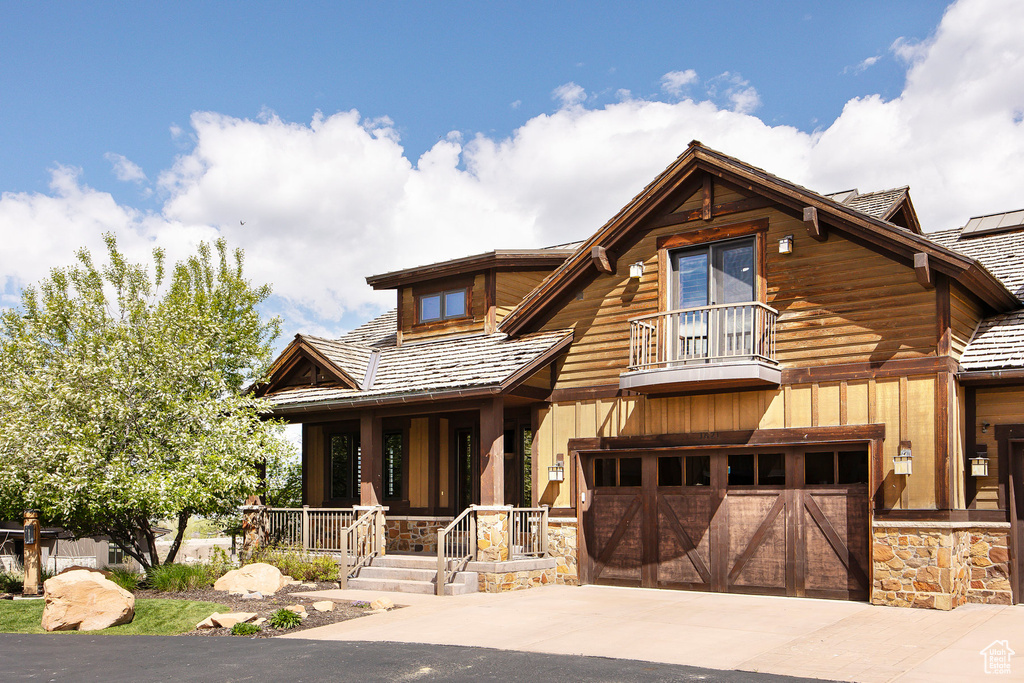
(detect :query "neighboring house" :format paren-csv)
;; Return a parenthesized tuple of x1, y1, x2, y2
(0, 523, 136, 573)
(258, 141, 1024, 610)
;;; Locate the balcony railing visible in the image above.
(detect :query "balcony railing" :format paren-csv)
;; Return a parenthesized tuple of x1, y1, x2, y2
(628, 301, 778, 372)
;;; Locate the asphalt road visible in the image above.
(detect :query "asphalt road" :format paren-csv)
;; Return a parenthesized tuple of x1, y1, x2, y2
(0, 634, 825, 682)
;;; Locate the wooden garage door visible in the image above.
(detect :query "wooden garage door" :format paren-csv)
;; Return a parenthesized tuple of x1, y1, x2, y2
(581, 448, 870, 600)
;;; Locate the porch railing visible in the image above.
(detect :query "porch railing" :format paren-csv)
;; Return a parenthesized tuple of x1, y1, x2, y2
(436, 506, 476, 596)
(628, 301, 778, 372)
(510, 507, 548, 558)
(266, 505, 385, 585)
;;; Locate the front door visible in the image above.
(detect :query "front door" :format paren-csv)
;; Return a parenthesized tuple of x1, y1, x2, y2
(455, 427, 476, 512)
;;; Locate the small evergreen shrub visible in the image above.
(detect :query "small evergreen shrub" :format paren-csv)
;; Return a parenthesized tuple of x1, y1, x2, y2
(0, 567, 23, 593)
(268, 608, 302, 629)
(147, 563, 214, 592)
(250, 546, 338, 582)
(231, 622, 261, 636)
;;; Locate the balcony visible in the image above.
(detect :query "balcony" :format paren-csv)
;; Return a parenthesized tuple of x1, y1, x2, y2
(620, 301, 781, 393)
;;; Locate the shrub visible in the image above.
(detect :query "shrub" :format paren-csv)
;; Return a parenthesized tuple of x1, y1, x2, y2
(250, 546, 338, 582)
(231, 622, 261, 636)
(206, 546, 236, 581)
(268, 608, 302, 629)
(105, 566, 143, 592)
(147, 563, 213, 592)
(0, 567, 22, 593)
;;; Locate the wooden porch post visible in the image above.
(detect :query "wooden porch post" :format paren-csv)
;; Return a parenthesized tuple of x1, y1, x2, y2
(480, 397, 505, 505)
(360, 411, 383, 505)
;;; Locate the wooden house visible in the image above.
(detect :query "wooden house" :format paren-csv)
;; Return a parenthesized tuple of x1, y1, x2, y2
(259, 141, 1024, 609)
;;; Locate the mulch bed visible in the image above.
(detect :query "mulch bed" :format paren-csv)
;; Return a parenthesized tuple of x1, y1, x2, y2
(134, 582, 385, 638)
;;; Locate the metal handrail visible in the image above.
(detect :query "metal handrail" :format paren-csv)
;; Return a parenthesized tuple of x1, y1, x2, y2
(339, 505, 386, 588)
(436, 506, 477, 596)
(628, 301, 778, 371)
(509, 507, 549, 558)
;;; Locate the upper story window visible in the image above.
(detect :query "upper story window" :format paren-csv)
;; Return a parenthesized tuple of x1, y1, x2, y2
(672, 237, 755, 310)
(418, 288, 469, 323)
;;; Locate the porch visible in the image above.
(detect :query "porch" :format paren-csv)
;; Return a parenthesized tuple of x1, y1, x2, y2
(252, 503, 560, 595)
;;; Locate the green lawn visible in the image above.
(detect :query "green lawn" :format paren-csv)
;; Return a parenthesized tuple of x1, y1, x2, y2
(0, 598, 229, 635)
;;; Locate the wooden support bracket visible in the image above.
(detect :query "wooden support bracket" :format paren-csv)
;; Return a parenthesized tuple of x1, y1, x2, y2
(804, 206, 826, 241)
(591, 245, 616, 274)
(702, 174, 713, 221)
(914, 252, 934, 289)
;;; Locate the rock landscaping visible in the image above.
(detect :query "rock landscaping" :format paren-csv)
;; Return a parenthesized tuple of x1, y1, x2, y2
(41, 569, 135, 632)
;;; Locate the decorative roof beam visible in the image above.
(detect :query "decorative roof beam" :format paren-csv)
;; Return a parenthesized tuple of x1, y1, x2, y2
(914, 252, 935, 289)
(591, 245, 616, 275)
(702, 174, 713, 221)
(804, 206, 827, 242)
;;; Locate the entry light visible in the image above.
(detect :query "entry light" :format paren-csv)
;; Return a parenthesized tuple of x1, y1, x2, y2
(971, 445, 990, 477)
(549, 453, 565, 482)
(779, 235, 794, 255)
(629, 261, 645, 279)
(894, 441, 913, 476)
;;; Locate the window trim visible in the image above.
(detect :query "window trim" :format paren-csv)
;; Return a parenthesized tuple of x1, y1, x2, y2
(656, 218, 768, 313)
(324, 428, 361, 504)
(415, 286, 472, 325)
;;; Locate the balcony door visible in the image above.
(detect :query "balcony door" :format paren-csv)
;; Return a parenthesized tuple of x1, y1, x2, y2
(671, 238, 755, 362)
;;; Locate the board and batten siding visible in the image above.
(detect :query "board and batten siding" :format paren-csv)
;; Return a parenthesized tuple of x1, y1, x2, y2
(538, 181, 938, 390)
(408, 417, 430, 508)
(533, 374, 941, 510)
(974, 386, 1024, 509)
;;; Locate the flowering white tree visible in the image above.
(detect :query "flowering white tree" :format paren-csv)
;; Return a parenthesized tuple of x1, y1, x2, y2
(0, 235, 290, 568)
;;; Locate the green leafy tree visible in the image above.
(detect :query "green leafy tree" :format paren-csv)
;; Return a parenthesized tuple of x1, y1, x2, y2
(0, 235, 290, 568)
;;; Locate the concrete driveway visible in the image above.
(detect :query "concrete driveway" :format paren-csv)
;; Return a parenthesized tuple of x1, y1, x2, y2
(287, 585, 1024, 682)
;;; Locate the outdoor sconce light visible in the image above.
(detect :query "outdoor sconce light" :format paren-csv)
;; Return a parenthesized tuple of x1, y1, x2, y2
(779, 235, 794, 254)
(894, 441, 913, 476)
(629, 261, 645, 279)
(548, 454, 565, 482)
(971, 445, 990, 477)
(981, 421, 990, 434)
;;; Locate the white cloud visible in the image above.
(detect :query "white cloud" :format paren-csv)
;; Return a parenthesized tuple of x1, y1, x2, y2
(706, 72, 762, 114)
(551, 82, 586, 108)
(844, 55, 881, 75)
(2, 0, 1024, 336)
(104, 153, 147, 183)
(891, 36, 928, 64)
(661, 69, 698, 97)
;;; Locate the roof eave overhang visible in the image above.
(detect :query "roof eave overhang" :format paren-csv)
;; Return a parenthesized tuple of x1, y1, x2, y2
(958, 368, 1024, 386)
(255, 335, 361, 397)
(366, 250, 575, 290)
(500, 143, 1019, 336)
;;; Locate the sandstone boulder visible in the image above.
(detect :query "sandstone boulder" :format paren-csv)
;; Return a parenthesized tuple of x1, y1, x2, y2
(213, 563, 286, 595)
(312, 600, 334, 612)
(196, 612, 258, 629)
(369, 597, 394, 611)
(41, 570, 134, 632)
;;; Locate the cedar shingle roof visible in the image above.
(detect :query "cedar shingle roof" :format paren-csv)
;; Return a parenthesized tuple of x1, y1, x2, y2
(338, 310, 398, 348)
(266, 322, 571, 410)
(299, 336, 373, 383)
(843, 187, 909, 220)
(927, 228, 1024, 302)
(961, 310, 1024, 371)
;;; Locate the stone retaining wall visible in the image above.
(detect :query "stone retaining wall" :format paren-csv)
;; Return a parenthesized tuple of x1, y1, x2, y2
(385, 517, 450, 554)
(871, 522, 1012, 610)
(468, 558, 557, 593)
(548, 518, 578, 585)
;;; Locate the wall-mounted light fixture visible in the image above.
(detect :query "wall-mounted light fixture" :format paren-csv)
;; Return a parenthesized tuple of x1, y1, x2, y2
(548, 454, 565, 482)
(629, 261, 645, 279)
(894, 440, 913, 475)
(981, 421, 990, 434)
(971, 444, 990, 477)
(779, 235, 794, 254)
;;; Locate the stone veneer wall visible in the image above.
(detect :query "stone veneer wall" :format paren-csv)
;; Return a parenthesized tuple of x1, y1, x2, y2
(385, 517, 450, 554)
(871, 522, 1011, 610)
(475, 509, 510, 562)
(476, 564, 557, 592)
(548, 518, 579, 585)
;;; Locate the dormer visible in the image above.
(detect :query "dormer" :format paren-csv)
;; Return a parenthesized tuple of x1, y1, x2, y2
(366, 247, 574, 345)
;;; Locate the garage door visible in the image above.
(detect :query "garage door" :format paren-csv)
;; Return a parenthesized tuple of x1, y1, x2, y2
(581, 448, 870, 600)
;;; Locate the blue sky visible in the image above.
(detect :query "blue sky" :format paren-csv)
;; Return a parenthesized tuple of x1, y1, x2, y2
(1, 0, 1022, 340)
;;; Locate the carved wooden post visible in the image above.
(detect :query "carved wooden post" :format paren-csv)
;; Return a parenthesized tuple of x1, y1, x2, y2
(240, 495, 268, 562)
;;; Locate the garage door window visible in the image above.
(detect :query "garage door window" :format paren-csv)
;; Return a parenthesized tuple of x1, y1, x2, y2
(658, 455, 711, 486)
(594, 457, 643, 487)
(805, 450, 869, 485)
(729, 453, 786, 486)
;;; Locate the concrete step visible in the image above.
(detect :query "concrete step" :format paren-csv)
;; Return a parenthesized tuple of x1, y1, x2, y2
(368, 554, 439, 570)
(356, 566, 439, 582)
(347, 574, 477, 596)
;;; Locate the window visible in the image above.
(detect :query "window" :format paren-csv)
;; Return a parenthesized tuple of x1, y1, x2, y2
(330, 433, 360, 500)
(593, 457, 642, 487)
(383, 430, 404, 501)
(728, 453, 786, 486)
(418, 288, 468, 323)
(803, 449, 869, 485)
(108, 544, 126, 566)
